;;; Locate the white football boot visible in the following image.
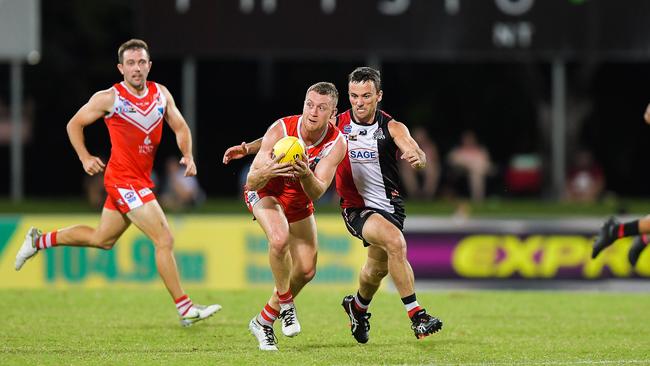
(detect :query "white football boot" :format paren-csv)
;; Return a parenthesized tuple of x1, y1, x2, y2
(180, 303, 222, 327)
(248, 317, 278, 351)
(279, 302, 301, 337)
(15, 227, 41, 271)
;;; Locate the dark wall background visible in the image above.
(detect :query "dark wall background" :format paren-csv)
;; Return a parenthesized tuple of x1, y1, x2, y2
(1, 1, 650, 198)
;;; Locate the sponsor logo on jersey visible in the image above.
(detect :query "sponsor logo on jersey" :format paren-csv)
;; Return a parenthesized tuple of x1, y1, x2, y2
(115, 99, 136, 114)
(372, 128, 385, 140)
(343, 125, 352, 134)
(138, 188, 152, 197)
(359, 129, 367, 136)
(124, 191, 137, 204)
(246, 190, 260, 207)
(139, 135, 155, 154)
(347, 134, 357, 141)
(349, 148, 378, 162)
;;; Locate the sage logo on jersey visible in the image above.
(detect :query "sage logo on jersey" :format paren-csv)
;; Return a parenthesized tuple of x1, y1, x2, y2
(349, 148, 378, 162)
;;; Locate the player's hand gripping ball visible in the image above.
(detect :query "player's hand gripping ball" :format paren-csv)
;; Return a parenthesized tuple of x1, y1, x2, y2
(272, 136, 306, 164)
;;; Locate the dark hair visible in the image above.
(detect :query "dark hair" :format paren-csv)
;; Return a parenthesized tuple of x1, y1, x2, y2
(118, 39, 150, 64)
(307, 81, 339, 107)
(348, 67, 382, 92)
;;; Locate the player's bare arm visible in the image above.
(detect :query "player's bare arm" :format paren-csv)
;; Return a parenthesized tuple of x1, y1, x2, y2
(294, 135, 346, 201)
(222, 137, 262, 164)
(388, 120, 426, 169)
(160, 84, 196, 177)
(644, 103, 650, 124)
(246, 123, 294, 190)
(66, 89, 114, 176)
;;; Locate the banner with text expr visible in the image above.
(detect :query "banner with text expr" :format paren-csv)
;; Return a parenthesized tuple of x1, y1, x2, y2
(0, 216, 647, 288)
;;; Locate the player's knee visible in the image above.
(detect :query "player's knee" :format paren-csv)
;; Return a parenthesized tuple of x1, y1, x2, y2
(267, 234, 290, 257)
(384, 236, 407, 259)
(156, 235, 174, 251)
(299, 266, 316, 283)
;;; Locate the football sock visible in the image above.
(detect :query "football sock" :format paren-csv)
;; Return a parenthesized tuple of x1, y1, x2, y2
(257, 302, 280, 327)
(402, 293, 422, 319)
(277, 289, 293, 305)
(36, 231, 58, 250)
(354, 291, 370, 313)
(619, 220, 640, 238)
(175, 294, 194, 316)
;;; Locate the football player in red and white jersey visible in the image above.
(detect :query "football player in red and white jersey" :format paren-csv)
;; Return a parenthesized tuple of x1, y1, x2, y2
(244, 82, 346, 351)
(223, 68, 443, 343)
(15, 39, 220, 327)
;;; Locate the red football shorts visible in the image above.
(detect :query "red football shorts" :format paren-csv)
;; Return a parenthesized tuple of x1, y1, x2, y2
(244, 187, 313, 223)
(104, 184, 156, 214)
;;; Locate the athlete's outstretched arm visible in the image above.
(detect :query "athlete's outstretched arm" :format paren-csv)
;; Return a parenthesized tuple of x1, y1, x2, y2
(246, 122, 293, 190)
(222, 137, 263, 164)
(66, 89, 114, 176)
(293, 135, 346, 201)
(388, 120, 426, 169)
(160, 84, 196, 177)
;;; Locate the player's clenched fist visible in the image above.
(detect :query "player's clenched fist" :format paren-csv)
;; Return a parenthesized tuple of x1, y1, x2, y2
(81, 155, 105, 176)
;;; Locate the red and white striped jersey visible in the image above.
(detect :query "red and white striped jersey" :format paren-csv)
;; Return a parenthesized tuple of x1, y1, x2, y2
(103, 81, 166, 188)
(260, 115, 343, 206)
(335, 109, 404, 216)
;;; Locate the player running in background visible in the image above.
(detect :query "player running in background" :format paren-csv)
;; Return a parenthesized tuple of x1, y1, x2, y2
(14, 39, 220, 327)
(223, 67, 443, 343)
(592, 102, 650, 266)
(244, 82, 346, 351)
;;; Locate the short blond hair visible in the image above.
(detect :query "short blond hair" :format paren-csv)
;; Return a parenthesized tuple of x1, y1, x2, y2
(118, 39, 150, 64)
(307, 82, 339, 107)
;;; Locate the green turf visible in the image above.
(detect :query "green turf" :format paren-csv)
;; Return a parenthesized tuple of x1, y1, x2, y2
(1, 288, 649, 365)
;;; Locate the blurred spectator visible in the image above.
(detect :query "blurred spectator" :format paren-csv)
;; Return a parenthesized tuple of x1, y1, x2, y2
(504, 153, 542, 196)
(160, 156, 205, 210)
(399, 126, 439, 200)
(447, 130, 492, 202)
(565, 149, 604, 203)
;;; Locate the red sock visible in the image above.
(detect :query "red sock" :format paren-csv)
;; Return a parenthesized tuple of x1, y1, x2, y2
(277, 289, 293, 305)
(257, 303, 280, 327)
(36, 231, 58, 250)
(175, 294, 193, 316)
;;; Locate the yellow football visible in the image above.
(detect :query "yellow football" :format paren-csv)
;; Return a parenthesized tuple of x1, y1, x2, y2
(273, 136, 306, 164)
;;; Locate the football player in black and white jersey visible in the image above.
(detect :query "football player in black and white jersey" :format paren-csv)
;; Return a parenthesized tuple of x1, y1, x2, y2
(223, 67, 442, 343)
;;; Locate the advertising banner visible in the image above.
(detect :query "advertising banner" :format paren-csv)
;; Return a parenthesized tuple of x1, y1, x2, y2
(405, 218, 650, 280)
(0, 215, 366, 289)
(1, 215, 647, 288)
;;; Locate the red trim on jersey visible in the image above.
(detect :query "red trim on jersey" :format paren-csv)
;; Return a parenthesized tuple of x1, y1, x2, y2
(335, 111, 365, 208)
(618, 224, 624, 238)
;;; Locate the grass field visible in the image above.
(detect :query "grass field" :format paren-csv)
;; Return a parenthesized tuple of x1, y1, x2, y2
(2, 288, 649, 365)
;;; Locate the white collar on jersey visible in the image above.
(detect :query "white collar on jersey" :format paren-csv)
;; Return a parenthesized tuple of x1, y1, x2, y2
(120, 81, 150, 99)
(349, 110, 378, 127)
(297, 116, 328, 148)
